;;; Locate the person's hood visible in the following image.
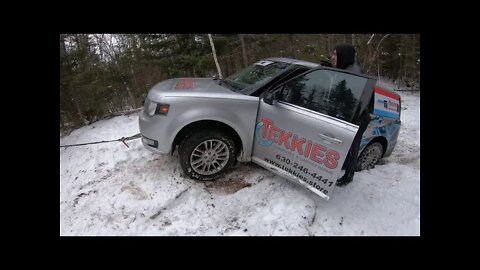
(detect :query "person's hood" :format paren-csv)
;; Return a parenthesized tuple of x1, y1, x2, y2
(334, 44, 356, 69)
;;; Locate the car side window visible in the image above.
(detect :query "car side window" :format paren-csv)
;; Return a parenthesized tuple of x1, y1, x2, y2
(277, 69, 368, 123)
(257, 67, 310, 98)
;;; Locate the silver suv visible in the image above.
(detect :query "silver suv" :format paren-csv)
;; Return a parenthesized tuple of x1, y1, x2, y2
(139, 58, 401, 200)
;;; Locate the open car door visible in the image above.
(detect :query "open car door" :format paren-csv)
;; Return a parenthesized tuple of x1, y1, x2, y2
(251, 67, 376, 200)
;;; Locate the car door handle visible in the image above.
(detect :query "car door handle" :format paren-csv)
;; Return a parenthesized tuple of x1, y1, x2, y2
(318, 133, 343, 146)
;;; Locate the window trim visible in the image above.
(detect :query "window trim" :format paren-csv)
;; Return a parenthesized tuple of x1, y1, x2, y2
(231, 61, 294, 95)
(275, 100, 359, 132)
(269, 66, 377, 125)
(268, 66, 376, 94)
(257, 65, 312, 98)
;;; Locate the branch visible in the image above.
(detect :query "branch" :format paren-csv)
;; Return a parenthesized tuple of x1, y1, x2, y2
(367, 34, 375, 45)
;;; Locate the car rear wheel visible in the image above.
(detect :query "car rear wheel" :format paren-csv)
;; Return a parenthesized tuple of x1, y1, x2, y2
(356, 142, 383, 171)
(178, 130, 236, 181)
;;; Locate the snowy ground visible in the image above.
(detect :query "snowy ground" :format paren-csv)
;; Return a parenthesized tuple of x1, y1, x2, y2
(60, 91, 420, 236)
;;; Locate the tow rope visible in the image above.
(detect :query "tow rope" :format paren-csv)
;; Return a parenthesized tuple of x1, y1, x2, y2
(60, 133, 141, 149)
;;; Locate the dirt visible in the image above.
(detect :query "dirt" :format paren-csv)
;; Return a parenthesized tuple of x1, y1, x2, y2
(205, 178, 252, 194)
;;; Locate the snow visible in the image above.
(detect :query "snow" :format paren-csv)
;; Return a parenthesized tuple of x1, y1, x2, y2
(60, 91, 420, 236)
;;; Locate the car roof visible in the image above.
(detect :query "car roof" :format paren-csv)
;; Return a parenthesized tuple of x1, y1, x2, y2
(262, 57, 320, 68)
(263, 57, 397, 96)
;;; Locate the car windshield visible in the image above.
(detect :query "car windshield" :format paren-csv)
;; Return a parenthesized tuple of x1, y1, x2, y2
(224, 60, 291, 94)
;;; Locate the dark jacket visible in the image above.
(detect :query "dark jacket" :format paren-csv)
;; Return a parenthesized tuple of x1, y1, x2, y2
(345, 63, 362, 74)
(334, 45, 362, 74)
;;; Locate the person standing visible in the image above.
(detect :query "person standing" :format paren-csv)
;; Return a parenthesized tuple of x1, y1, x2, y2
(330, 44, 371, 186)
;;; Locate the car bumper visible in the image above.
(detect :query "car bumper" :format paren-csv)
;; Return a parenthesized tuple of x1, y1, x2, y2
(138, 109, 172, 154)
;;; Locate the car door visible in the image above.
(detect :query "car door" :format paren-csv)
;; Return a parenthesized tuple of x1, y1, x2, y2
(251, 67, 376, 200)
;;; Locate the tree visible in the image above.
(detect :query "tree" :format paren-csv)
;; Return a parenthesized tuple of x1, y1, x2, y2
(239, 34, 248, 68)
(60, 33, 420, 134)
(328, 80, 357, 121)
(208, 34, 223, 79)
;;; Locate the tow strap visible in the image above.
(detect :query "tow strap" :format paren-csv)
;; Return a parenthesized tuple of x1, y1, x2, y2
(60, 133, 141, 149)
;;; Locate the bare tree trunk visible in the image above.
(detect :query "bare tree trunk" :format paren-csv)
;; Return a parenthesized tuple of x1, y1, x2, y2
(399, 51, 403, 82)
(370, 34, 390, 75)
(239, 34, 248, 67)
(95, 34, 104, 62)
(404, 51, 408, 81)
(367, 34, 375, 45)
(126, 86, 137, 109)
(288, 34, 296, 57)
(130, 65, 139, 92)
(60, 34, 67, 56)
(325, 34, 328, 53)
(73, 98, 84, 122)
(366, 34, 374, 72)
(378, 61, 381, 78)
(412, 34, 416, 82)
(226, 56, 232, 76)
(327, 34, 332, 53)
(324, 34, 329, 55)
(208, 34, 223, 79)
(402, 35, 407, 81)
(351, 34, 357, 62)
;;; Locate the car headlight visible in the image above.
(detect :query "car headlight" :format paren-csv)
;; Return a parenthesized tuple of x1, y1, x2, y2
(147, 101, 157, 116)
(146, 100, 170, 116)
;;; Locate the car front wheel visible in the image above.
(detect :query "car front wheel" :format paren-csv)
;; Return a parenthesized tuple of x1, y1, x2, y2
(178, 130, 237, 181)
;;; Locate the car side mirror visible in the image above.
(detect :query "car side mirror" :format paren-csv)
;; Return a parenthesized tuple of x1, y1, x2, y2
(263, 89, 280, 105)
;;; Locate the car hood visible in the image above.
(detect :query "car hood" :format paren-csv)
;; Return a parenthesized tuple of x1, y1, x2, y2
(147, 78, 243, 100)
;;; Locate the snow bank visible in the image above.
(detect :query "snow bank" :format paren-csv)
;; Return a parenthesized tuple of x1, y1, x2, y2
(60, 92, 420, 236)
